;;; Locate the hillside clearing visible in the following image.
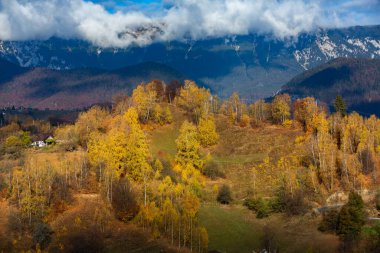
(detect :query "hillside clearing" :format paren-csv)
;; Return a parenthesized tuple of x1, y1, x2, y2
(199, 204, 340, 253)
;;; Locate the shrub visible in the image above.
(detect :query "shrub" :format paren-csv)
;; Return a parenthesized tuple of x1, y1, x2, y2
(244, 198, 261, 211)
(4, 132, 29, 158)
(217, 184, 232, 204)
(362, 222, 380, 252)
(255, 200, 270, 218)
(318, 209, 339, 233)
(277, 189, 309, 216)
(244, 197, 280, 218)
(32, 222, 53, 250)
(282, 119, 293, 128)
(239, 114, 251, 127)
(59, 228, 105, 253)
(267, 197, 284, 213)
(203, 160, 225, 180)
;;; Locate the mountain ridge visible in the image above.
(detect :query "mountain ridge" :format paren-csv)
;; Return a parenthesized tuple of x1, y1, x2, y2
(1, 25, 380, 98)
(0, 61, 184, 109)
(282, 57, 380, 115)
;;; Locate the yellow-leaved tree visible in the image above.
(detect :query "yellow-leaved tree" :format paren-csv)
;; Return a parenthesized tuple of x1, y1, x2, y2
(175, 121, 203, 169)
(132, 83, 157, 123)
(176, 80, 211, 124)
(294, 97, 320, 132)
(198, 116, 219, 147)
(124, 108, 154, 205)
(271, 94, 291, 124)
(75, 106, 109, 147)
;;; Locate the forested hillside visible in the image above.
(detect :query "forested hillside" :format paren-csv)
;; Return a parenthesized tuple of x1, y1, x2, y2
(1, 80, 380, 252)
(282, 58, 380, 115)
(0, 60, 184, 109)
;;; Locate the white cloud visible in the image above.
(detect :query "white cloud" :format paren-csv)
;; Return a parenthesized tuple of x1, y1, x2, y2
(162, 0, 320, 40)
(0, 0, 378, 48)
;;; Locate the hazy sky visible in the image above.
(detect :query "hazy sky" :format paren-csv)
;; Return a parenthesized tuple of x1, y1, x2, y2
(0, 0, 379, 47)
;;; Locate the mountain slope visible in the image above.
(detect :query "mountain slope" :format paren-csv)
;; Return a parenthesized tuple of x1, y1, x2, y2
(282, 58, 380, 115)
(1, 25, 380, 99)
(0, 58, 27, 84)
(0, 61, 184, 109)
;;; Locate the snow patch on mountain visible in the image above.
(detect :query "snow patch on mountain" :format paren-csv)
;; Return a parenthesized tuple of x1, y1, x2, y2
(316, 35, 338, 59)
(347, 38, 368, 51)
(340, 44, 353, 54)
(366, 38, 380, 49)
(294, 48, 312, 70)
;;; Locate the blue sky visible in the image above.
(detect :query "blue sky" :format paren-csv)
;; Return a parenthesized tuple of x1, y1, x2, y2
(89, 0, 380, 25)
(89, 0, 165, 13)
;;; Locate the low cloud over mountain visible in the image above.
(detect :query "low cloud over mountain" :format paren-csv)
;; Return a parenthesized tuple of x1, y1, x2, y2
(0, 0, 379, 48)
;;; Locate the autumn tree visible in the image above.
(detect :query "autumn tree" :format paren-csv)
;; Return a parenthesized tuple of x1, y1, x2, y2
(75, 106, 109, 147)
(112, 93, 131, 115)
(175, 121, 203, 169)
(249, 99, 271, 125)
(153, 104, 163, 125)
(176, 81, 211, 124)
(294, 97, 320, 132)
(124, 108, 154, 205)
(162, 106, 173, 124)
(301, 111, 339, 192)
(88, 107, 153, 203)
(132, 84, 157, 123)
(198, 116, 219, 147)
(54, 125, 79, 150)
(227, 92, 241, 124)
(271, 94, 291, 124)
(220, 92, 248, 125)
(165, 80, 182, 103)
(147, 80, 165, 101)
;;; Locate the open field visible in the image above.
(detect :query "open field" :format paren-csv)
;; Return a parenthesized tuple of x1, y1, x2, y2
(199, 204, 340, 253)
(149, 105, 185, 156)
(199, 204, 263, 253)
(213, 116, 302, 166)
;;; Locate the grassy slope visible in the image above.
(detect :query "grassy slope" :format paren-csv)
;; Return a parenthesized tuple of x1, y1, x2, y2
(212, 116, 302, 165)
(149, 105, 185, 157)
(199, 205, 263, 253)
(199, 205, 339, 253)
(148, 110, 340, 253)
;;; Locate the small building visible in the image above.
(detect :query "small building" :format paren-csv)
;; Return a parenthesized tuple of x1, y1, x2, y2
(31, 141, 47, 148)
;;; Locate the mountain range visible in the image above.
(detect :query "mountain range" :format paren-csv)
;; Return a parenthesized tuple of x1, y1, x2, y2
(0, 60, 183, 109)
(0, 25, 380, 110)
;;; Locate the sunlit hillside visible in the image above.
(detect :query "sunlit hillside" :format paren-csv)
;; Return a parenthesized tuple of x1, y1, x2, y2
(1, 80, 380, 252)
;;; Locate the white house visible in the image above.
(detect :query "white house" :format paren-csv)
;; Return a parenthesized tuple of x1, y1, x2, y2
(31, 141, 47, 148)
